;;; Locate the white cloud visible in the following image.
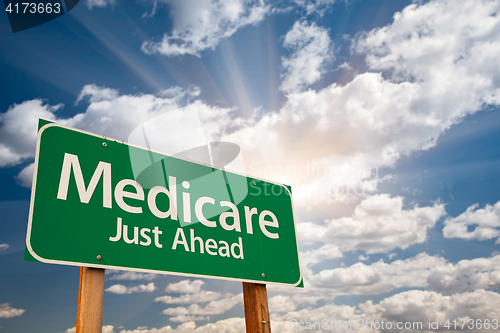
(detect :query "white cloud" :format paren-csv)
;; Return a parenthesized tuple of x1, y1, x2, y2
(0, 86, 174, 168)
(15, 162, 34, 188)
(284, 253, 500, 302)
(161, 293, 243, 318)
(356, 0, 500, 96)
(0, 303, 25, 318)
(76, 84, 119, 103)
(119, 318, 245, 333)
(280, 21, 332, 93)
(360, 289, 500, 332)
(269, 295, 296, 313)
(63, 325, 114, 333)
(0, 84, 232, 187)
(64, 84, 201, 142)
(299, 244, 343, 278)
(169, 315, 209, 323)
(141, 0, 269, 57)
(223, 0, 500, 206)
(308, 252, 445, 296)
(443, 201, 500, 242)
(117, 322, 195, 333)
(108, 271, 158, 281)
(156, 279, 227, 317)
(189, 318, 246, 333)
(165, 279, 205, 294)
(105, 282, 156, 294)
(297, 194, 445, 254)
(0, 100, 60, 167)
(427, 255, 500, 293)
(271, 289, 500, 333)
(86, 0, 114, 10)
(155, 291, 221, 304)
(0, 244, 9, 251)
(271, 302, 366, 333)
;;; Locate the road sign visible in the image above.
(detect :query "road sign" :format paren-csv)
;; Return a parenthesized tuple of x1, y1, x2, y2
(26, 121, 302, 286)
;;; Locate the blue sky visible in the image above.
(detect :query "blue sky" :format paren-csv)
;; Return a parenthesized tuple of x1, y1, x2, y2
(2, 0, 500, 332)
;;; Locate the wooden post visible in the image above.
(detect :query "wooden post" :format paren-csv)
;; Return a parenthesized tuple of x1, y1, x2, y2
(76, 267, 105, 333)
(243, 282, 271, 333)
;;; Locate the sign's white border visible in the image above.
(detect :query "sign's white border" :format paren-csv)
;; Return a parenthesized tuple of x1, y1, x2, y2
(26, 122, 303, 287)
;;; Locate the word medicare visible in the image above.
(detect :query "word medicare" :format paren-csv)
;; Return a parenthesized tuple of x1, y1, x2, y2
(56, 153, 281, 259)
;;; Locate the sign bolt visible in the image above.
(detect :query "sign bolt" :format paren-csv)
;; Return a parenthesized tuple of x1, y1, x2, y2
(253, 181, 256, 185)
(262, 321, 266, 324)
(96, 255, 102, 260)
(102, 142, 107, 147)
(261, 273, 265, 278)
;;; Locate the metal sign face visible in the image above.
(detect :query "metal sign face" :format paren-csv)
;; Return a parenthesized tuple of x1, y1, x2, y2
(26, 122, 302, 286)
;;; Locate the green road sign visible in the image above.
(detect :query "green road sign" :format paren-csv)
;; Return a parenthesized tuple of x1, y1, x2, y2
(26, 121, 302, 286)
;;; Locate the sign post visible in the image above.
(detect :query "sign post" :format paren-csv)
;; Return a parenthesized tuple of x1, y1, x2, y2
(75, 267, 105, 333)
(243, 282, 271, 333)
(26, 121, 302, 332)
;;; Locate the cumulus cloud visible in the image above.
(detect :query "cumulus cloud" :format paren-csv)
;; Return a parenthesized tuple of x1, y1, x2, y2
(165, 279, 205, 294)
(0, 84, 232, 187)
(443, 201, 500, 242)
(63, 325, 114, 333)
(0, 85, 172, 168)
(156, 279, 236, 321)
(15, 162, 34, 188)
(299, 244, 343, 278)
(297, 194, 445, 254)
(0, 100, 60, 167)
(0, 303, 25, 318)
(283, 253, 500, 302)
(118, 318, 245, 333)
(105, 282, 156, 294)
(141, 0, 268, 57)
(155, 291, 221, 304)
(161, 293, 243, 321)
(360, 289, 500, 332)
(427, 255, 500, 293)
(272, 289, 500, 333)
(115, 323, 194, 333)
(222, 0, 500, 206)
(168, 315, 209, 323)
(0, 244, 9, 251)
(64, 84, 213, 142)
(269, 295, 297, 313)
(75, 84, 119, 103)
(108, 271, 158, 281)
(271, 302, 366, 333)
(307, 253, 445, 296)
(280, 21, 332, 93)
(356, 0, 500, 93)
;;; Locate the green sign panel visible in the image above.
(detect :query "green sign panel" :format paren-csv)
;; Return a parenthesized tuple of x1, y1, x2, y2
(26, 121, 302, 286)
